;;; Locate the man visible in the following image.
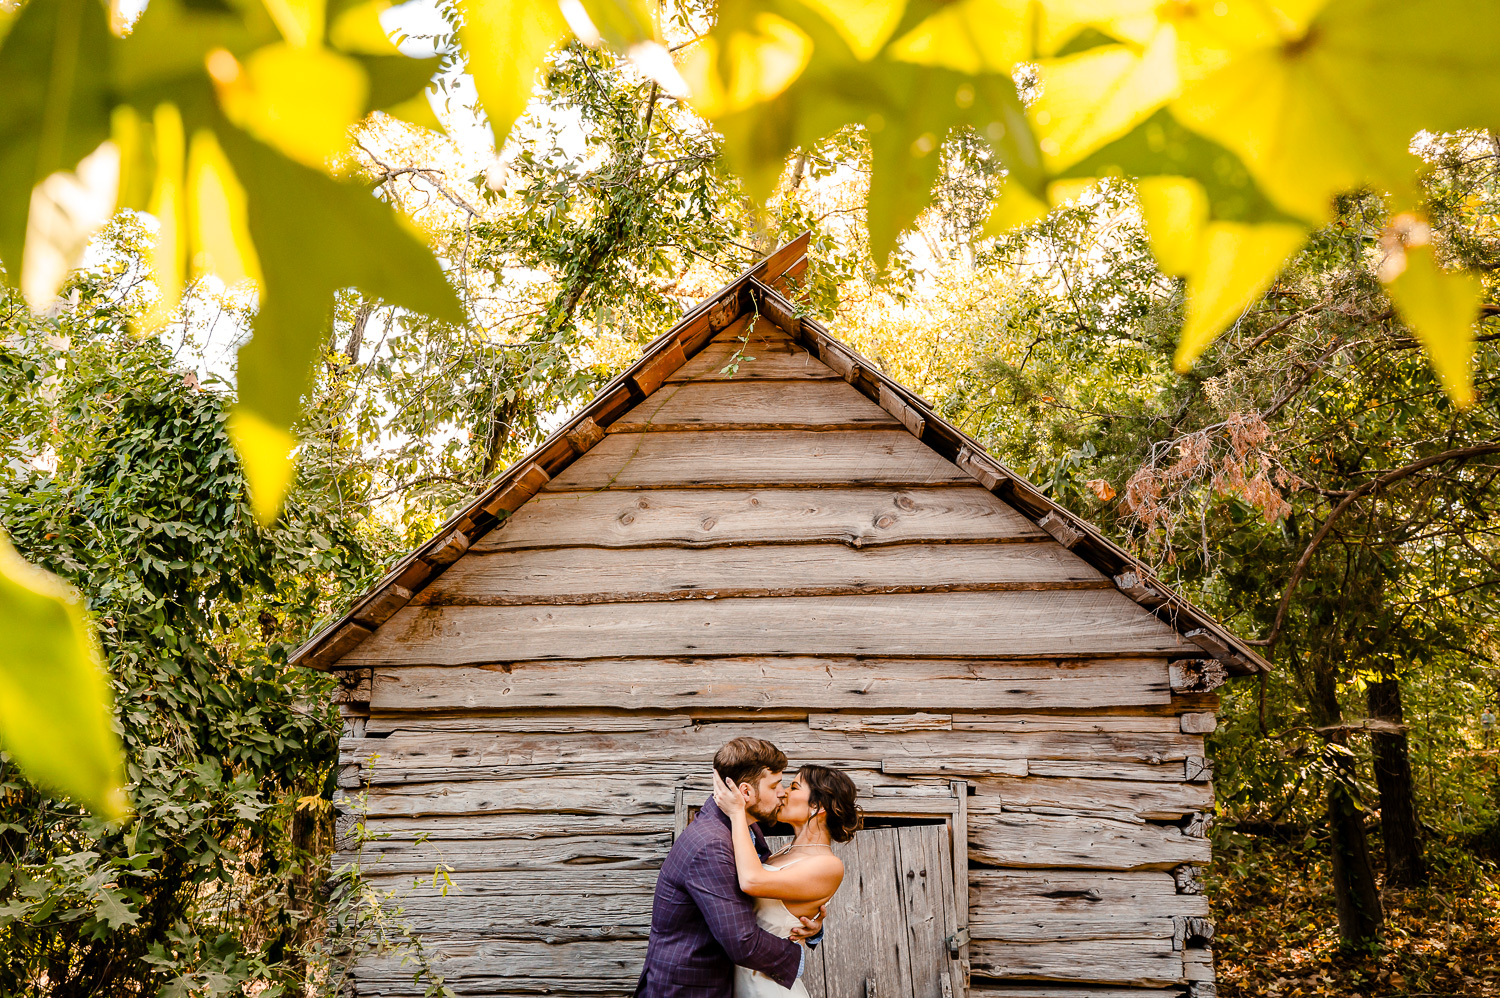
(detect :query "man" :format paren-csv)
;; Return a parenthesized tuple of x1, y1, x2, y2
(636, 737, 824, 997)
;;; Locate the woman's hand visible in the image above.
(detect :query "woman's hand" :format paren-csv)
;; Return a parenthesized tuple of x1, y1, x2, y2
(712, 769, 748, 818)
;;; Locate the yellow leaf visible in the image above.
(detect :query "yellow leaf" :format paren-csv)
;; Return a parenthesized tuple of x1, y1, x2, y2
(188, 129, 262, 290)
(800, 0, 906, 60)
(1137, 175, 1208, 277)
(0, 531, 129, 823)
(1032, 27, 1179, 170)
(457, 0, 568, 148)
(1164, 0, 1325, 84)
(211, 43, 368, 170)
(890, 0, 1161, 72)
(261, 0, 326, 47)
(229, 406, 299, 525)
(887, 0, 1031, 73)
(983, 182, 1048, 235)
(144, 103, 186, 332)
(1383, 244, 1482, 407)
(112, 105, 151, 213)
(329, 0, 397, 54)
(1176, 221, 1307, 371)
(1171, 0, 1500, 225)
(679, 13, 812, 119)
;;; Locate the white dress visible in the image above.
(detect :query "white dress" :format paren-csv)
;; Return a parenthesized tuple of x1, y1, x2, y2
(733, 858, 811, 998)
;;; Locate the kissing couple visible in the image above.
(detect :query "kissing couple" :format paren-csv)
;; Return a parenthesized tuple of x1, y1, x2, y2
(635, 736, 863, 998)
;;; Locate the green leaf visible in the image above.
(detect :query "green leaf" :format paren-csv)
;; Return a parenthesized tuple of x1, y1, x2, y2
(1383, 242, 1483, 407)
(92, 887, 140, 929)
(0, 531, 129, 823)
(457, 0, 568, 149)
(862, 68, 1033, 264)
(214, 121, 464, 521)
(0, 0, 114, 287)
(111, 0, 277, 100)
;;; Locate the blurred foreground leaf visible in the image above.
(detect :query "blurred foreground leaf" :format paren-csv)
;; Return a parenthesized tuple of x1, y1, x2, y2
(1383, 241, 1483, 407)
(1173, 0, 1500, 225)
(0, 532, 128, 823)
(688, 0, 1041, 266)
(0, 0, 112, 297)
(216, 123, 464, 521)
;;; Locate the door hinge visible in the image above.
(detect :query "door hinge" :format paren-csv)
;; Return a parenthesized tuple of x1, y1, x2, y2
(947, 927, 970, 955)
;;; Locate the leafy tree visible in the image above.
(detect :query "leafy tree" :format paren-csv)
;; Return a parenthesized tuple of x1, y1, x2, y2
(0, 256, 369, 993)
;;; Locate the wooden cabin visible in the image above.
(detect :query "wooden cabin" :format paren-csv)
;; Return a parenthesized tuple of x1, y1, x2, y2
(294, 234, 1266, 998)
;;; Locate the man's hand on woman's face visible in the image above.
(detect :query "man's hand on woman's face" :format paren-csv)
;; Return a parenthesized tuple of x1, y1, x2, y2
(711, 770, 749, 817)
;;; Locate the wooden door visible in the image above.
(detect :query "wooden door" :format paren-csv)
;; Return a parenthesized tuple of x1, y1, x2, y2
(773, 823, 963, 998)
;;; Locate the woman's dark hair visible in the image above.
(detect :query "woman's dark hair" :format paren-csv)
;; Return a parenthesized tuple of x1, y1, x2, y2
(798, 765, 862, 842)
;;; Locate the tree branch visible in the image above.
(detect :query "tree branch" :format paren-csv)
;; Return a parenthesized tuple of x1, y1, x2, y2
(1258, 442, 1500, 649)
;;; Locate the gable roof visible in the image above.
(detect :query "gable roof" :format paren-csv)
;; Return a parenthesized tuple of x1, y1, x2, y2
(289, 233, 1270, 676)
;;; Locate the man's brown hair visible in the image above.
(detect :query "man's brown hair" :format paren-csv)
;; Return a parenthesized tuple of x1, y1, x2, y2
(714, 737, 787, 787)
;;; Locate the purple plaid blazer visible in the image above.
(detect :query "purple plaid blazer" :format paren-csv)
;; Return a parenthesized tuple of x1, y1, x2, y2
(635, 798, 801, 997)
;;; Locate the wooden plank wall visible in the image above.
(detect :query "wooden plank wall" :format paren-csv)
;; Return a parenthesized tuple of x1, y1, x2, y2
(336, 319, 1218, 998)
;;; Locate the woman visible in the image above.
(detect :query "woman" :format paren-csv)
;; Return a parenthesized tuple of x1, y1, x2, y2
(711, 764, 862, 998)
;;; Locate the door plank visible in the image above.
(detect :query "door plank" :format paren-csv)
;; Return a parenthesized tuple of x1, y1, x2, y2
(898, 823, 959, 998)
(345, 592, 1188, 666)
(825, 827, 918, 998)
(474, 487, 1047, 551)
(542, 430, 973, 490)
(418, 541, 1106, 605)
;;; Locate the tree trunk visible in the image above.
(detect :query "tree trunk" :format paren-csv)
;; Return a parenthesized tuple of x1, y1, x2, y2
(1368, 677, 1427, 887)
(1311, 663, 1384, 943)
(1325, 748, 1384, 943)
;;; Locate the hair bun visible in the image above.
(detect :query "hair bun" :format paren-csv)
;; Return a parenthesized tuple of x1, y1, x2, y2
(798, 764, 863, 842)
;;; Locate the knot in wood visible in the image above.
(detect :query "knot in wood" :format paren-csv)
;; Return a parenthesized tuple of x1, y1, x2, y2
(874, 514, 897, 529)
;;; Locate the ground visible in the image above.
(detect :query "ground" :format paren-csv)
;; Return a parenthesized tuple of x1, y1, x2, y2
(1210, 830, 1500, 997)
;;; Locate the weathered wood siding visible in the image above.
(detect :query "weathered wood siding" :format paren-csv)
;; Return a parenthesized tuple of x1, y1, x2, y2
(336, 320, 1218, 997)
